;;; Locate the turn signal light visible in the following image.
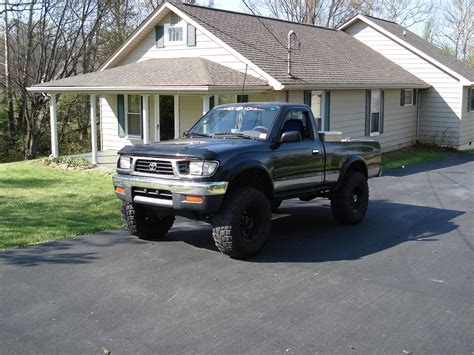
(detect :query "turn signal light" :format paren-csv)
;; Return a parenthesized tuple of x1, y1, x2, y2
(185, 195, 203, 203)
(115, 186, 125, 194)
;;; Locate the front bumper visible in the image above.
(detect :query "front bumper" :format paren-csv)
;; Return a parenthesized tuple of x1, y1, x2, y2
(112, 174, 228, 213)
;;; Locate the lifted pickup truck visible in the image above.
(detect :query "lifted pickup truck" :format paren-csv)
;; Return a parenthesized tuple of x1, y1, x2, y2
(113, 103, 381, 259)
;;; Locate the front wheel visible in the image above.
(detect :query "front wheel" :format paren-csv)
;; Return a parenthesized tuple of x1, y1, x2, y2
(212, 187, 272, 259)
(331, 171, 369, 224)
(121, 202, 175, 240)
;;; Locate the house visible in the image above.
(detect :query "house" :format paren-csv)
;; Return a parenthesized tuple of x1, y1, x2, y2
(28, 1, 474, 165)
(339, 15, 474, 151)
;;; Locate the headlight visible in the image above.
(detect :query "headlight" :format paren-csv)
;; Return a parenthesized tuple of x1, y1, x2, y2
(188, 161, 219, 176)
(119, 155, 131, 170)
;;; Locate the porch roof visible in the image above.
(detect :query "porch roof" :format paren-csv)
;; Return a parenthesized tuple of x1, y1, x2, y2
(28, 58, 270, 93)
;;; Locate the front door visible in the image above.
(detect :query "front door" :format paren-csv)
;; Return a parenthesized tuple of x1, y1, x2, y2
(272, 108, 324, 193)
(154, 95, 175, 141)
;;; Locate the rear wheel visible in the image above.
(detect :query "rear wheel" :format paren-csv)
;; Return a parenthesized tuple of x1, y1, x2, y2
(212, 187, 272, 259)
(331, 171, 369, 224)
(121, 202, 175, 240)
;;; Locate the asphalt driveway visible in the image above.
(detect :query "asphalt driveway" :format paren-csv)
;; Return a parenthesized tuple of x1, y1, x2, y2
(1, 154, 473, 354)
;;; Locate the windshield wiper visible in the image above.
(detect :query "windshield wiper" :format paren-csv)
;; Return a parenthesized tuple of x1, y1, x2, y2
(212, 132, 254, 139)
(185, 132, 212, 138)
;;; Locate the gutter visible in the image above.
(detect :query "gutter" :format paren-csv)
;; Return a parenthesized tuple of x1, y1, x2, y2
(26, 85, 272, 94)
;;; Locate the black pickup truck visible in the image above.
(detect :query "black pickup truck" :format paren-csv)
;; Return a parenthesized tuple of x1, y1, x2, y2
(113, 103, 381, 258)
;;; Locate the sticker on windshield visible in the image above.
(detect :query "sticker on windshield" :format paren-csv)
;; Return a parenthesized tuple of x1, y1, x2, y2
(259, 133, 267, 139)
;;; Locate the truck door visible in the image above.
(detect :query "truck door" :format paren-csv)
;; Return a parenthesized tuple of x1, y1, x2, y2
(272, 108, 324, 192)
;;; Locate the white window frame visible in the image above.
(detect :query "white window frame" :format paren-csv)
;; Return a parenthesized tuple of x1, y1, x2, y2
(311, 91, 326, 132)
(404, 89, 414, 106)
(370, 89, 381, 136)
(125, 94, 142, 139)
(164, 22, 187, 46)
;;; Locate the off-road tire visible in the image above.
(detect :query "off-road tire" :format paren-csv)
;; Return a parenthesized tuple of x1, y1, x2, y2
(212, 187, 272, 259)
(121, 202, 175, 240)
(331, 171, 369, 225)
(271, 200, 282, 213)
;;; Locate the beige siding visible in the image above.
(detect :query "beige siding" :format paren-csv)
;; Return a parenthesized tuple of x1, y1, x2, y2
(118, 15, 265, 82)
(288, 90, 304, 103)
(330, 89, 417, 152)
(460, 86, 474, 149)
(345, 20, 462, 148)
(179, 95, 203, 132)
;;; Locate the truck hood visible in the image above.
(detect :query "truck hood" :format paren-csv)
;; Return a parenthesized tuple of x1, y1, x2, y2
(118, 137, 268, 160)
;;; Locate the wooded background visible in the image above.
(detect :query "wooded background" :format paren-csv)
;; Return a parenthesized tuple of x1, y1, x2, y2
(0, 0, 472, 162)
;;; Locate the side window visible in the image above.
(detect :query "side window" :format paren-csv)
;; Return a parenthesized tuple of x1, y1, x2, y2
(280, 110, 313, 140)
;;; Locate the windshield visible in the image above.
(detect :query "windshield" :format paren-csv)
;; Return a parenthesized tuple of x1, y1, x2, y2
(188, 105, 280, 140)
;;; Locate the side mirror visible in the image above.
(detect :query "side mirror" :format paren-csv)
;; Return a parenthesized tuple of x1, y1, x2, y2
(280, 131, 301, 143)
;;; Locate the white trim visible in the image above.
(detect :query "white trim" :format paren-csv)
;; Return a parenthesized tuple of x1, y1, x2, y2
(49, 94, 58, 158)
(142, 95, 150, 144)
(339, 14, 471, 85)
(202, 95, 210, 115)
(174, 94, 180, 139)
(90, 95, 98, 165)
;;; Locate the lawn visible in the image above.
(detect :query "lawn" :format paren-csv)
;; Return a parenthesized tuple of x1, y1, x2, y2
(381, 145, 451, 171)
(0, 160, 121, 250)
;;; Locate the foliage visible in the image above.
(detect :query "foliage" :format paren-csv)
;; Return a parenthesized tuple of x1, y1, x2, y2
(41, 156, 95, 169)
(381, 145, 451, 171)
(0, 160, 121, 249)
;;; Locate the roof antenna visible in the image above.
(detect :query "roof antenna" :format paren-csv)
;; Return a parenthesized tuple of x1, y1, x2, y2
(240, 63, 248, 100)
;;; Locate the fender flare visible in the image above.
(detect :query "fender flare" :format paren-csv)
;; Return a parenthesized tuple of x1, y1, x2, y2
(336, 156, 368, 189)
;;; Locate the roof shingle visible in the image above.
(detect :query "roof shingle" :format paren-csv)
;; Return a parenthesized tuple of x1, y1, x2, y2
(173, 2, 428, 88)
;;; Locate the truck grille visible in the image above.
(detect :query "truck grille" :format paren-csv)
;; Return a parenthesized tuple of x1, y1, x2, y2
(133, 188, 173, 200)
(135, 159, 174, 175)
(176, 161, 188, 175)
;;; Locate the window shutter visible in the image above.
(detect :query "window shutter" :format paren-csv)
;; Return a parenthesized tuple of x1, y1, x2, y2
(155, 26, 164, 48)
(413, 89, 417, 105)
(117, 95, 125, 138)
(365, 90, 371, 136)
(304, 91, 311, 106)
(380, 90, 385, 134)
(187, 24, 196, 46)
(209, 96, 215, 109)
(237, 95, 248, 103)
(325, 91, 331, 131)
(400, 89, 405, 106)
(468, 88, 472, 112)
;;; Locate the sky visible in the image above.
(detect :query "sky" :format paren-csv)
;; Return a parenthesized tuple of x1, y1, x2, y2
(210, 0, 245, 12)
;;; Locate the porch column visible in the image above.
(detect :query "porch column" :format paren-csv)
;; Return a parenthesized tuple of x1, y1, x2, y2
(90, 95, 98, 165)
(202, 95, 210, 115)
(142, 95, 149, 144)
(174, 95, 180, 138)
(49, 94, 58, 158)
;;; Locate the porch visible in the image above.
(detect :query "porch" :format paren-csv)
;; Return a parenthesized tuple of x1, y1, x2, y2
(27, 57, 271, 165)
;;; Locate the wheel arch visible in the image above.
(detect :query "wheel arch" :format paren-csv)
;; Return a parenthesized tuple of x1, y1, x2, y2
(226, 163, 274, 200)
(336, 156, 368, 189)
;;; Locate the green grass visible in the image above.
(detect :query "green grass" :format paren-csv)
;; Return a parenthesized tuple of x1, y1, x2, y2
(0, 160, 121, 250)
(381, 146, 451, 171)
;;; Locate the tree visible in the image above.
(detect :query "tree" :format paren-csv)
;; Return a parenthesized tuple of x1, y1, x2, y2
(442, 0, 473, 60)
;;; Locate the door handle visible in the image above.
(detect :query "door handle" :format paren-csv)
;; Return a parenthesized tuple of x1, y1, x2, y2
(312, 149, 320, 155)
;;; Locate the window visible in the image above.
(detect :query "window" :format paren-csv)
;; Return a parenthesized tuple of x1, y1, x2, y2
(168, 26, 183, 42)
(304, 90, 330, 131)
(401, 89, 416, 106)
(370, 90, 381, 136)
(281, 110, 313, 140)
(127, 95, 142, 138)
(468, 87, 474, 112)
